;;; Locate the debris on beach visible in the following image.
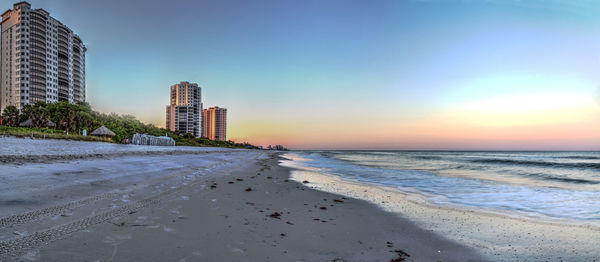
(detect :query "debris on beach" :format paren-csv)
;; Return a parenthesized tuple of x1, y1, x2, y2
(228, 181, 234, 184)
(210, 183, 217, 189)
(389, 249, 410, 262)
(333, 199, 344, 203)
(303, 180, 309, 184)
(236, 178, 244, 181)
(114, 222, 125, 227)
(245, 187, 253, 192)
(320, 206, 327, 210)
(268, 212, 281, 219)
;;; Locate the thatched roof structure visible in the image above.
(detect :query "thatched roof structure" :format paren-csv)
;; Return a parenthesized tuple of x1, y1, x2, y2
(19, 119, 56, 128)
(19, 119, 33, 127)
(90, 125, 116, 136)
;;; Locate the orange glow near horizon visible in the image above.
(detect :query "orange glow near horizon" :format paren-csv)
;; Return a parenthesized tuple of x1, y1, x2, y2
(128, 92, 600, 150)
(222, 97, 600, 150)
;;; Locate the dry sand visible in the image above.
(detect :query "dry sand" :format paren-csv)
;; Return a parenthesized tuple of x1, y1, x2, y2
(0, 147, 484, 261)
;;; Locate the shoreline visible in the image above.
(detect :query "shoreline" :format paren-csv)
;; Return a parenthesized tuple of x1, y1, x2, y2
(298, 167, 600, 228)
(280, 152, 600, 228)
(285, 166, 600, 261)
(0, 140, 484, 261)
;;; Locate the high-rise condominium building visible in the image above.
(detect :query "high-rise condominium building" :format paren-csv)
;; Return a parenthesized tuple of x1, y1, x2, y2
(166, 81, 202, 137)
(202, 106, 227, 141)
(0, 1, 86, 112)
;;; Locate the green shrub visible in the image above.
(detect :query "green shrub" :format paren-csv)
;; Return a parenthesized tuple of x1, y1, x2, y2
(0, 102, 258, 149)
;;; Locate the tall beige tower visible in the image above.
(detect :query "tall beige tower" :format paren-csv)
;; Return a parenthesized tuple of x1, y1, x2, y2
(202, 106, 227, 141)
(0, 1, 86, 112)
(165, 81, 202, 137)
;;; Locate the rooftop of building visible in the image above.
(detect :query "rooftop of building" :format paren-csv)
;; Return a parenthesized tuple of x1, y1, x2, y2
(2, 1, 28, 17)
(13, 1, 30, 9)
(204, 106, 227, 111)
(2, 1, 86, 50)
(172, 81, 200, 86)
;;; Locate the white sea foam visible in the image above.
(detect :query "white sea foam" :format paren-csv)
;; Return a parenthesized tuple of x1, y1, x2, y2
(282, 155, 600, 261)
(281, 151, 600, 223)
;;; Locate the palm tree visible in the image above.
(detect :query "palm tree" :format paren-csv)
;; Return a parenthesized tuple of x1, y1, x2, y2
(74, 111, 92, 132)
(1, 106, 20, 126)
(58, 103, 77, 133)
(23, 102, 50, 128)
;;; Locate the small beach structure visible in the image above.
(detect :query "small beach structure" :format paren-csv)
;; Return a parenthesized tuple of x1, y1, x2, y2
(90, 125, 116, 140)
(19, 119, 33, 127)
(19, 119, 56, 128)
(132, 133, 176, 146)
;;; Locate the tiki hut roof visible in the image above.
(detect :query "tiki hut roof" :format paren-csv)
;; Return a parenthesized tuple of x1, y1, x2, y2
(20, 119, 57, 127)
(19, 119, 33, 127)
(90, 125, 116, 136)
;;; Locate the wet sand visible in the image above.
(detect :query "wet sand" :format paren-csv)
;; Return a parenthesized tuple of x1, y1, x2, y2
(0, 140, 484, 261)
(289, 170, 600, 261)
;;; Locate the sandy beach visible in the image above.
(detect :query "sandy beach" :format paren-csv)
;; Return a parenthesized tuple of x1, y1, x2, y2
(1, 0, 597, 260)
(0, 138, 485, 261)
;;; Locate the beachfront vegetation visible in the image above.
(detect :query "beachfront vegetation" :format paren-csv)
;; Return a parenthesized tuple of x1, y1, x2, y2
(1, 105, 19, 126)
(0, 125, 110, 142)
(0, 102, 257, 149)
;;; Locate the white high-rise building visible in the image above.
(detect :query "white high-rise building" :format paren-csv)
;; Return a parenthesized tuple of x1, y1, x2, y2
(0, 1, 86, 112)
(166, 81, 202, 138)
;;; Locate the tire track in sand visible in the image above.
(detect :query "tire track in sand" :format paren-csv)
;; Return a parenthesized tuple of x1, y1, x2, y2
(0, 166, 210, 229)
(0, 192, 121, 229)
(0, 182, 183, 257)
(0, 153, 263, 258)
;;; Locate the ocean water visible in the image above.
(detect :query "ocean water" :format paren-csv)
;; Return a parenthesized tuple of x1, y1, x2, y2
(283, 151, 600, 223)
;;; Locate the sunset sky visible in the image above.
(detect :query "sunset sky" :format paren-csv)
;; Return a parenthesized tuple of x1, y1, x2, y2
(30, 0, 600, 150)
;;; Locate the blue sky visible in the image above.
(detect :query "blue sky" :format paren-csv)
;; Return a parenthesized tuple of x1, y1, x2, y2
(17, 0, 600, 149)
